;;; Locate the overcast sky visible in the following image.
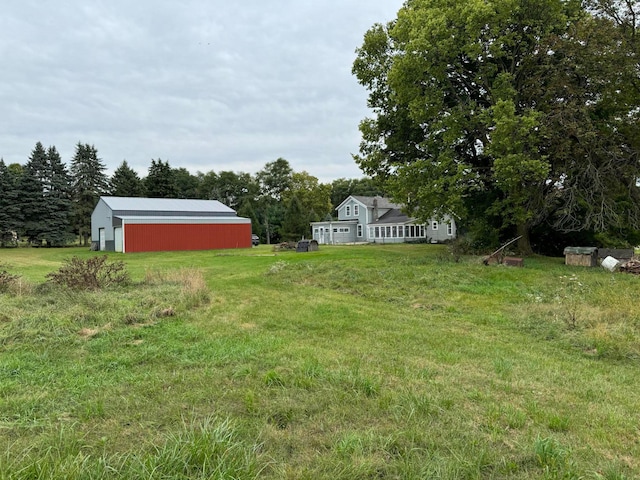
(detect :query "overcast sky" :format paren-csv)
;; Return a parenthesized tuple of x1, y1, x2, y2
(1, 1, 404, 183)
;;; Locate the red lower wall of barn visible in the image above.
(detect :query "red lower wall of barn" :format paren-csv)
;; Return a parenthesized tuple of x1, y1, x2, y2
(124, 223, 252, 252)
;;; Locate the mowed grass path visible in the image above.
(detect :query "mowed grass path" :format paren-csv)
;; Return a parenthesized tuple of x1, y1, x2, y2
(0, 244, 639, 479)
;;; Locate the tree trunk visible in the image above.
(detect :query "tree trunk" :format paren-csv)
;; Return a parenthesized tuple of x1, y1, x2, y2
(264, 220, 271, 245)
(516, 222, 533, 255)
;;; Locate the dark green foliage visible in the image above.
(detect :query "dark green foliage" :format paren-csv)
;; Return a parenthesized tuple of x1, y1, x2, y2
(0, 160, 22, 247)
(281, 194, 309, 241)
(173, 167, 199, 198)
(45, 256, 129, 290)
(109, 160, 144, 197)
(237, 197, 262, 238)
(70, 143, 108, 246)
(330, 177, 384, 212)
(209, 171, 260, 210)
(145, 159, 178, 198)
(284, 171, 332, 222)
(353, 0, 640, 253)
(256, 158, 292, 201)
(17, 142, 49, 245)
(43, 146, 74, 247)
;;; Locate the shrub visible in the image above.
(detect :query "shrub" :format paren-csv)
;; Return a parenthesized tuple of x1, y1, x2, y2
(0, 265, 20, 293)
(46, 256, 130, 290)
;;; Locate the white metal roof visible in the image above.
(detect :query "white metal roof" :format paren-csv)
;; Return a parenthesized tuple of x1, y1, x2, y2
(115, 216, 250, 224)
(100, 196, 235, 214)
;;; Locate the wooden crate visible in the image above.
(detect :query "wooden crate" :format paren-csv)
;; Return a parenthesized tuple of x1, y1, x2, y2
(563, 247, 597, 267)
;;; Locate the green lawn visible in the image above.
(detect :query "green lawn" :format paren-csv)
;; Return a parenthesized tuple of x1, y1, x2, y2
(0, 244, 638, 479)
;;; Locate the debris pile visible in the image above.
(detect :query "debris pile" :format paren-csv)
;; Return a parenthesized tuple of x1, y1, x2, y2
(620, 259, 640, 275)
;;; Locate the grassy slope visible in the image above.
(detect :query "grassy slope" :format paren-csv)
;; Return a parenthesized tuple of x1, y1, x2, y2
(0, 245, 638, 479)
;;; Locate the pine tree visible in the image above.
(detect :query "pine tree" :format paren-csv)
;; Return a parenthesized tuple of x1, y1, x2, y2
(18, 142, 49, 245)
(70, 143, 108, 246)
(43, 146, 74, 246)
(282, 194, 309, 241)
(145, 159, 178, 198)
(0, 159, 22, 246)
(110, 160, 144, 196)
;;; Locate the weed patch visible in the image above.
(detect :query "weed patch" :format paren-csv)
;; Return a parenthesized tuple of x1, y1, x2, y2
(45, 256, 129, 290)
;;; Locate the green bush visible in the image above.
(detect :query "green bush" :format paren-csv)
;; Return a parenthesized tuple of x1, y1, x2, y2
(45, 256, 129, 291)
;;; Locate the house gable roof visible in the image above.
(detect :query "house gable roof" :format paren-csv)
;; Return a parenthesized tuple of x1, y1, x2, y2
(371, 208, 415, 225)
(335, 195, 402, 212)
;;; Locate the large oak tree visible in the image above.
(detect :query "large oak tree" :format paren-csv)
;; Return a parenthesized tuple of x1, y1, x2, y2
(353, 0, 640, 252)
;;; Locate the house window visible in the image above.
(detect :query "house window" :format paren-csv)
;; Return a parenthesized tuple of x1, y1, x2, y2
(420, 225, 426, 237)
(333, 228, 338, 233)
(346, 205, 351, 216)
(357, 225, 363, 237)
(432, 221, 439, 230)
(354, 205, 359, 216)
(447, 223, 453, 236)
(392, 226, 397, 237)
(314, 228, 319, 234)
(369, 227, 374, 238)
(375, 227, 380, 238)
(339, 227, 350, 233)
(386, 226, 391, 237)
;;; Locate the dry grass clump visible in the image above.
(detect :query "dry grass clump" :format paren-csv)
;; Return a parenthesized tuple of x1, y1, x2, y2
(0, 264, 32, 296)
(144, 268, 210, 310)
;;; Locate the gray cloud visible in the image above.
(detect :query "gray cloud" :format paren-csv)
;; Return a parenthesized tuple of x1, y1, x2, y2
(0, 0, 402, 183)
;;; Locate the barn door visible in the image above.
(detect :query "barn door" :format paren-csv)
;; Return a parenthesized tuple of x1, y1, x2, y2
(99, 228, 106, 251)
(114, 227, 123, 252)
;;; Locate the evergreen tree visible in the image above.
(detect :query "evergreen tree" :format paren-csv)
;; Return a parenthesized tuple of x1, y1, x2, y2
(145, 159, 178, 198)
(18, 142, 49, 245)
(0, 159, 22, 246)
(110, 161, 144, 197)
(281, 194, 309, 241)
(43, 146, 74, 246)
(70, 143, 108, 246)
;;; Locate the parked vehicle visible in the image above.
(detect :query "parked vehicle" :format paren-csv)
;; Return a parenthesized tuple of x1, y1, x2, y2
(252, 234, 260, 246)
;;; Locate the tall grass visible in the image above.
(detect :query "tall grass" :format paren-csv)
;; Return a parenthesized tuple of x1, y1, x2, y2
(0, 417, 261, 480)
(0, 245, 639, 478)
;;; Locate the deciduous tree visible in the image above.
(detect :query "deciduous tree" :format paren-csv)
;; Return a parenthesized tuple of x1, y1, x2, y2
(353, 0, 640, 252)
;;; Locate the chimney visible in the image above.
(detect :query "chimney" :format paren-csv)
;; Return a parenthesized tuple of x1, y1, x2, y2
(373, 197, 379, 221)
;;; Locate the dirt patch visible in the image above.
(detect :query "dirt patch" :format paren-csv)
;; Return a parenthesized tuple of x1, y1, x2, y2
(78, 323, 112, 339)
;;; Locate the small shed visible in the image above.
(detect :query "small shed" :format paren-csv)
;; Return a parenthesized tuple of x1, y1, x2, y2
(91, 196, 252, 253)
(563, 247, 598, 267)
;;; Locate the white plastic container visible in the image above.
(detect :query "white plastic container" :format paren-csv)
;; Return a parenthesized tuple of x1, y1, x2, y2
(601, 255, 621, 272)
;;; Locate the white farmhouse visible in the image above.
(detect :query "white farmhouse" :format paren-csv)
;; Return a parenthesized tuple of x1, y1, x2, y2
(311, 195, 456, 245)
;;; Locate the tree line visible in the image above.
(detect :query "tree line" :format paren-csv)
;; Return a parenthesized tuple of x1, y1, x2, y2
(353, 0, 640, 254)
(0, 142, 383, 247)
